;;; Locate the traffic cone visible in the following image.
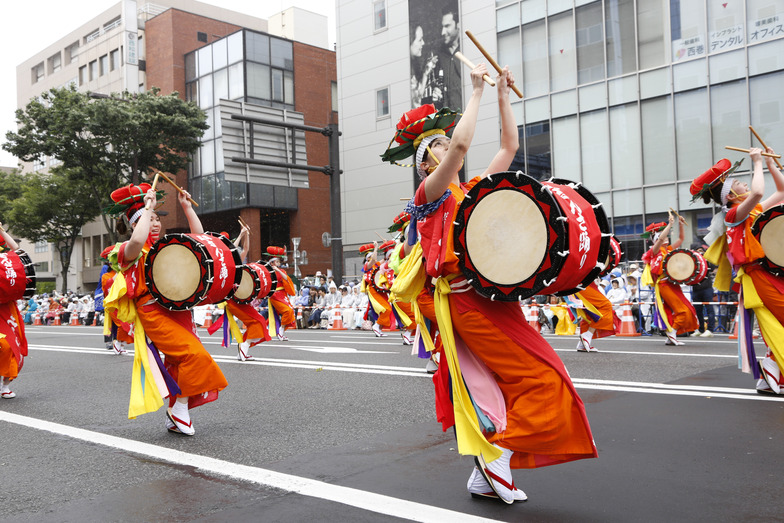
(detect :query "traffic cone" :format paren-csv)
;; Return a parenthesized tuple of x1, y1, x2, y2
(729, 311, 758, 340)
(33, 313, 42, 326)
(53, 312, 61, 326)
(528, 304, 541, 333)
(70, 313, 80, 326)
(617, 301, 641, 337)
(92, 314, 98, 326)
(202, 306, 213, 329)
(329, 307, 346, 330)
(296, 307, 303, 328)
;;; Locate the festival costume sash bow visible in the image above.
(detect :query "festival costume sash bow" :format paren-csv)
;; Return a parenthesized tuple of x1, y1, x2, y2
(704, 235, 733, 292)
(735, 266, 784, 376)
(208, 302, 245, 347)
(389, 242, 436, 352)
(104, 268, 179, 419)
(433, 274, 503, 464)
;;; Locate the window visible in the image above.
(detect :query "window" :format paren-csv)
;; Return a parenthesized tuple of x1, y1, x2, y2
(197, 31, 208, 43)
(552, 116, 580, 180)
(580, 109, 611, 191)
(110, 49, 120, 71)
(641, 96, 675, 184)
(524, 121, 552, 180)
(373, 0, 387, 31)
(79, 65, 87, 85)
(331, 81, 338, 112)
(637, 0, 667, 70)
(610, 103, 643, 188)
(89, 60, 97, 81)
(522, 20, 548, 98)
(31, 62, 44, 84)
(99, 54, 108, 76)
(671, 0, 706, 62)
(33, 157, 46, 172)
(48, 53, 61, 74)
(576, 1, 604, 84)
(605, 0, 636, 77)
(747, 0, 784, 44)
(548, 11, 576, 91)
(65, 42, 79, 64)
(376, 87, 389, 118)
(35, 240, 49, 253)
(710, 80, 749, 161)
(708, 0, 744, 53)
(674, 88, 711, 181)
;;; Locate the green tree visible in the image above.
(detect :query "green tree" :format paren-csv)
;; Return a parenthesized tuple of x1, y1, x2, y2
(9, 168, 101, 293)
(3, 85, 207, 242)
(0, 169, 25, 219)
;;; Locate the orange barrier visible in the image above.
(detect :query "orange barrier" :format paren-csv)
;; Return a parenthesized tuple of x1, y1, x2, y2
(70, 313, 80, 326)
(53, 312, 61, 326)
(33, 313, 42, 326)
(617, 301, 640, 337)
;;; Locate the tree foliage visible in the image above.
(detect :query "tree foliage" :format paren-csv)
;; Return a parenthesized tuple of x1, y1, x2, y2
(3, 85, 208, 242)
(8, 168, 100, 293)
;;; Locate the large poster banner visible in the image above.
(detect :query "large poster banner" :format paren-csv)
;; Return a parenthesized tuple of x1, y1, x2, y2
(408, 0, 463, 112)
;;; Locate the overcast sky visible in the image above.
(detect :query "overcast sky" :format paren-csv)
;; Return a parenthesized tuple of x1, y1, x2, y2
(0, 0, 336, 166)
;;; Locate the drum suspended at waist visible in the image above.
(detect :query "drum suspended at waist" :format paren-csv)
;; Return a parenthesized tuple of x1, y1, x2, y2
(453, 171, 611, 301)
(145, 232, 242, 311)
(751, 203, 784, 277)
(662, 248, 707, 285)
(232, 261, 277, 304)
(0, 249, 36, 303)
(370, 264, 391, 293)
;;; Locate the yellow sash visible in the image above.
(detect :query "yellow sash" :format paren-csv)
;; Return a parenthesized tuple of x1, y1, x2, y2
(736, 267, 784, 364)
(434, 275, 502, 463)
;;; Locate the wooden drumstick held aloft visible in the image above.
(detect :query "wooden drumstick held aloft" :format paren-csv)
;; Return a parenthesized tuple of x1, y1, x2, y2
(464, 31, 523, 99)
(749, 126, 784, 170)
(145, 172, 161, 210)
(725, 146, 781, 159)
(453, 51, 495, 86)
(154, 170, 199, 207)
(237, 215, 250, 231)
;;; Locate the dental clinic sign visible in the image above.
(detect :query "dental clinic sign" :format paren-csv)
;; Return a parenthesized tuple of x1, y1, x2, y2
(126, 31, 138, 65)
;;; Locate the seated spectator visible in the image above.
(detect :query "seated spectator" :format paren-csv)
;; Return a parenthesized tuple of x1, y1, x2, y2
(308, 289, 326, 328)
(353, 287, 368, 329)
(24, 296, 38, 325)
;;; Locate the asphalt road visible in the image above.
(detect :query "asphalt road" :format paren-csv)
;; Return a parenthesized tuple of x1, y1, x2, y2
(1, 324, 783, 522)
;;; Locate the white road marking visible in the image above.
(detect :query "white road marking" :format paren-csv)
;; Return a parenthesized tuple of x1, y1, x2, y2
(27, 345, 783, 401)
(0, 412, 500, 523)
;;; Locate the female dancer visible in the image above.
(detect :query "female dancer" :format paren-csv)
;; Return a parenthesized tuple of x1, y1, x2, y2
(106, 183, 227, 435)
(265, 247, 297, 340)
(0, 226, 30, 399)
(641, 216, 699, 345)
(692, 150, 784, 393)
(381, 64, 596, 504)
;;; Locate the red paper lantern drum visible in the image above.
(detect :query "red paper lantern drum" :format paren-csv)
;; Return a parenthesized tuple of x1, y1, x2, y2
(232, 261, 277, 304)
(453, 171, 610, 301)
(0, 249, 36, 303)
(145, 232, 242, 310)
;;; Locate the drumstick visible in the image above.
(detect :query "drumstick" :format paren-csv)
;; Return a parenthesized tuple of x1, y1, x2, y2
(399, 197, 411, 201)
(375, 231, 386, 241)
(453, 52, 495, 86)
(724, 146, 781, 158)
(749, 126, 784, 170)
(464, 31, 523, 99)
(237, 215, 250, 231)
(153, 170, 200, 207)
(145, 172, 161, 210)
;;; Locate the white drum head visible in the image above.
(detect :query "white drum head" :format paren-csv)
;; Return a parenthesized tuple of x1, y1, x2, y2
(666, 252, 695, 281)
(465, 190, 547, 286)
(234, 268, 254, 301)
(151, 244, 201, 302)
(761, 215, 784, 267)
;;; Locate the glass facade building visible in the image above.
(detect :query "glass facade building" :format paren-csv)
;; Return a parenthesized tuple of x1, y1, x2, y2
(495, 0, 784, 258)
(184, 29, 297, 216)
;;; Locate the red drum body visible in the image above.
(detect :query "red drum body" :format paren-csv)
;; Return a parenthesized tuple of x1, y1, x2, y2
(453, 171, 610, 301)
(662, 248, 705, 285)
(232, 262, 275, 304)
(145, 232, 242, 310)
(751, 204, 784, 278)
(0, 249, 36, 303)
(599, 236, 624, 278)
